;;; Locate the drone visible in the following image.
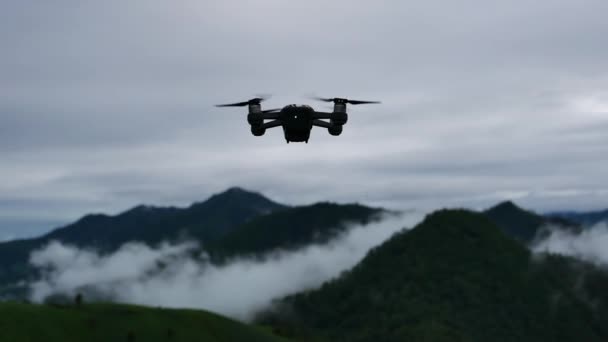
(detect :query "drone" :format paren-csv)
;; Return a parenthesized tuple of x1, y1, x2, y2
(215, 96, 380, 143)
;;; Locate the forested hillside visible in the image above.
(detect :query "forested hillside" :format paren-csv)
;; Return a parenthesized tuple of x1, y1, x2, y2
(261, 210, 608, 341)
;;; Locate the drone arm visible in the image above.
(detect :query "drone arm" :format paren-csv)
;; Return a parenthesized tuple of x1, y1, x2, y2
(262, 112, 280, 119)
(262, 120, 283, 129)
(312, 111, 333, 119)
(312, 119, 332, 128)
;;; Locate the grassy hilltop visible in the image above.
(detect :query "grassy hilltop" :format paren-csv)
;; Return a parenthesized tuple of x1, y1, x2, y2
(0, 301, 286, 342)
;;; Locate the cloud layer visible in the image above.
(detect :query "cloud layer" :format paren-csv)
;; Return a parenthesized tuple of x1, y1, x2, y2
(533, 222, 608, 267)
(28, 212, 424, 321)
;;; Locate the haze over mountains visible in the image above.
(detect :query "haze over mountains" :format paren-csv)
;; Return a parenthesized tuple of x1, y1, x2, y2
(1, 187, 608, 341)
(547, 209, 608, 227)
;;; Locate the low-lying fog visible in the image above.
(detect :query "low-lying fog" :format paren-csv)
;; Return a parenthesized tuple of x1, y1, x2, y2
(29, 211, 424, 321)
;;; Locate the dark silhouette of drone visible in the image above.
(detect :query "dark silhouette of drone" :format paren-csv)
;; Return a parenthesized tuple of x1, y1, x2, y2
(215, 96, 380, 143)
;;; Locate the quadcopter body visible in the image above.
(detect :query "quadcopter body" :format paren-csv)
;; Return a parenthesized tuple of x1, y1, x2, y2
(216, 97, 380, 143)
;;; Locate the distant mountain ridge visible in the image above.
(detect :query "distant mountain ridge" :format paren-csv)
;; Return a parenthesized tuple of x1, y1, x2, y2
(0, 187, 383, 299)
(547, 209, 608, 226)
(0, 187, 285, 285)
(484, 200, 579, 243)
(44, 186, 287, 250)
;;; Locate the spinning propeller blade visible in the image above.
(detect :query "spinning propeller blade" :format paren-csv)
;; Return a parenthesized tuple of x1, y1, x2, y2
(215, 95, 270, 107)
(311, 96, 381, 105)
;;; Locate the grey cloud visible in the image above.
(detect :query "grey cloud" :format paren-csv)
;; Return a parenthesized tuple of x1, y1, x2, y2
(533, 222, 608, 266)
(1, 0, 608, 233)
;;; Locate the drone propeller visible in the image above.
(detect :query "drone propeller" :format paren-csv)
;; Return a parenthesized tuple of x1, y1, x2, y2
(215, 95, 270, 108)
(312, 97, 381, 105)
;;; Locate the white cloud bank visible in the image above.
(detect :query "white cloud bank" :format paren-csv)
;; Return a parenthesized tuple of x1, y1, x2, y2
(28, 211, 424, 321)
(532, 222, 608, 267)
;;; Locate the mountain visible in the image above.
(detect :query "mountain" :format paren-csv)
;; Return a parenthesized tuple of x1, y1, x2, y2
(209, 202, 383, 259)
(0, 187, 285, 287)
(484, 200, 578, 243)
(0, 301, 285, 342)
(483, 201, 545, 242)
(547, 209, 608, 226)
(261, 210, 608, 341)
(45, 187, 287, 250)
(0, 188, 383, 300)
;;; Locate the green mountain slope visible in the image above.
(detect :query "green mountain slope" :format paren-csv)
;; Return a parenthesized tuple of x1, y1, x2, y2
(262, 210, 606, 341)
(0, 301, 285, 342)
(210, 202, 383, 259)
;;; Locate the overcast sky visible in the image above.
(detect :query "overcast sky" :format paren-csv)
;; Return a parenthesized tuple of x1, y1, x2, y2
(2, 0, 608, 239)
